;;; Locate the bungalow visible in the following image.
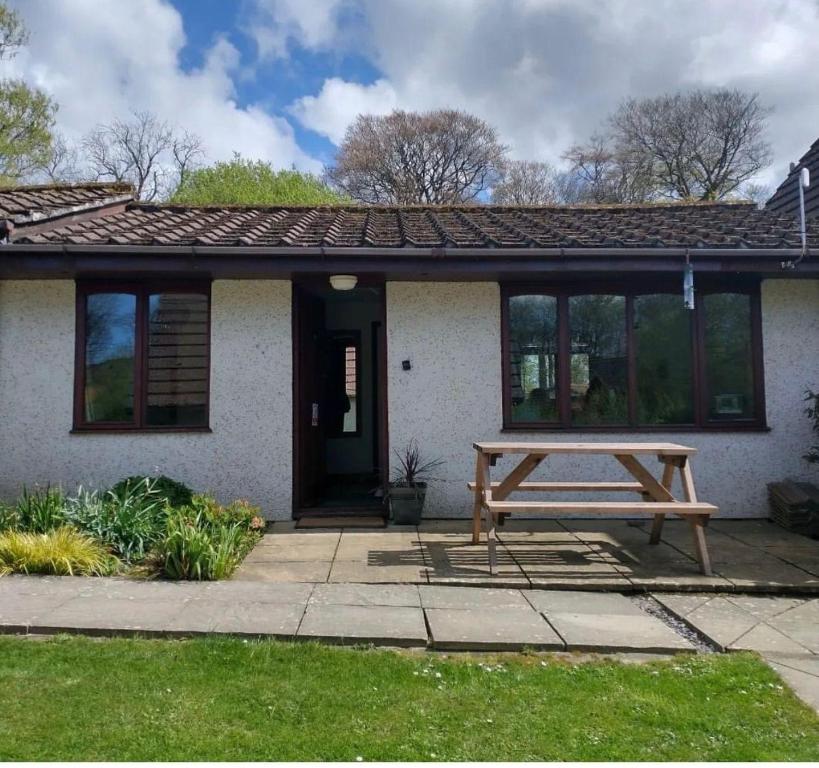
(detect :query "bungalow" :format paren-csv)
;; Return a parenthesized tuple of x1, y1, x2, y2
(0, 182, 816, 521)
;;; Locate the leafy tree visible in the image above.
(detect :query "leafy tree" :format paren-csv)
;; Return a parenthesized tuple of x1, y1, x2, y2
(326, 109, 507, 204)
(171, 155, 348, 205)
(0, 3, 56, 183)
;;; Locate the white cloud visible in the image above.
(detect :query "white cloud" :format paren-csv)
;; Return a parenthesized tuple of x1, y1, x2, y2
(247, 0, 347, 59)
(288, 77, 397, 143)
(262, 0, 819, 187)
(2, 0, 321, 173)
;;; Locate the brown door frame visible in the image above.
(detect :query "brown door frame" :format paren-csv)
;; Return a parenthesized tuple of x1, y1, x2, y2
(291, 278, 389, 517)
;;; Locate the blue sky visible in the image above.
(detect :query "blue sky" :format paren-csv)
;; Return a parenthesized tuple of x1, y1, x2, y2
(4, 0, 819, 188)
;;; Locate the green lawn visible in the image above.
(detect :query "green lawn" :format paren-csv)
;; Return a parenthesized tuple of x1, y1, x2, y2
(0, 635, 817, 761)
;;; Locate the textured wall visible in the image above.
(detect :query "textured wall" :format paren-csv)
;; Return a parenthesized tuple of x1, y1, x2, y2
(0, 280, 293, 519)
(386, 280, 819, 518)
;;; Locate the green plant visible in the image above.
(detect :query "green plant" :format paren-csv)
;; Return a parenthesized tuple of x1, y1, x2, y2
(109, 475, 193, 509)
(64, 479, 167, 562)
(0, 526, 116, 576)
(805, 390, 819, 464)
(158, 512, 246, 580)
(0, 503, 17, 531)
(156, 494, 262, 580)
(15, 486, 65, 533)
(391, 440, 445, 488)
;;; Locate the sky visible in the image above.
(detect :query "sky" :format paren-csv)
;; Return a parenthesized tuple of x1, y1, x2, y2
(3, 0, 819, 191)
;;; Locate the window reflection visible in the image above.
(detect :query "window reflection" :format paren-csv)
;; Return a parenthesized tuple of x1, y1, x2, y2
(84, 293, 136, 423)
(569, 295, 627, 425)
(509, 295, 558, 423)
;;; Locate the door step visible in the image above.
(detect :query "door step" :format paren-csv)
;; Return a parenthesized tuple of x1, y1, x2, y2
(296, 515, 387, 529)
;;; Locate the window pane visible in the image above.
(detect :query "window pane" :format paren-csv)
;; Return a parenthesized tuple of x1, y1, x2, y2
(635, 294, 694, 425)
(343, 344, 357, 433)
(569, 295, 627, 425)
(704, 293, 754, 420)
(84, 293, 136, 423)
(146, 293, 208, 426)
(508, 295, 558, 423)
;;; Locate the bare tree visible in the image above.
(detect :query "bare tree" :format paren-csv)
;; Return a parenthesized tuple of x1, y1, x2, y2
(562, 134, 654, 204)
(82, 110, 204, 200)
(36, 133, 81, 183)
(326, 109, 507, 204)
(491, 160, 563, 205)
(610, 89, 772, 200)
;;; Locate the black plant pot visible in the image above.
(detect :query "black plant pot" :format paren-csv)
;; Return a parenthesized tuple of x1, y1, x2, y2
(388, 483, 427, 525)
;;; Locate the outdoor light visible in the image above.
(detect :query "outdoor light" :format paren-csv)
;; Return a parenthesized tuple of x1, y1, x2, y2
(329, 274, 358, 291)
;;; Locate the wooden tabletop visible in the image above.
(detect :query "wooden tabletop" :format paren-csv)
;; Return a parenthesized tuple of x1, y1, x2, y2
(473, 441, 697, 456)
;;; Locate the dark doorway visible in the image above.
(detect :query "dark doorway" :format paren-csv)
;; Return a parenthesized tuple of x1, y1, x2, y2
(293, 280, 387, 517)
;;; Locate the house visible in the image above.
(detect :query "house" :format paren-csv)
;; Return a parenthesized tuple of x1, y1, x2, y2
(0, 182, 816, 521)
(766, 137, 819, 219)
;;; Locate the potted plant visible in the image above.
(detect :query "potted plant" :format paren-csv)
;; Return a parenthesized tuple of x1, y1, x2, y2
(388, 440, 445, 525)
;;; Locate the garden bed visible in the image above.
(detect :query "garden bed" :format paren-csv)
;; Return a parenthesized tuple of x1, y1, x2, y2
(0, 476, 264, 580)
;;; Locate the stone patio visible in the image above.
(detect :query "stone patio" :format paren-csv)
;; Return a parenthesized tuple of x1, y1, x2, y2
(233, 518, 819, 593)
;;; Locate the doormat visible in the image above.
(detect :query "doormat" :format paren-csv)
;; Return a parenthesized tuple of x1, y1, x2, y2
(296, 516, 387, 529)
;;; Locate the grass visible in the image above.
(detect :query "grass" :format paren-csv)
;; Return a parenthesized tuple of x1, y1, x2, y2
(0, 636, 816, 761)
(0, 527, 115, 576)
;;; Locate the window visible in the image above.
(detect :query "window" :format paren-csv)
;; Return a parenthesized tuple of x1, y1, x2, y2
(326, 331, 361, 437)
(75, 282, 210, 431)
(502, 280, 764, 430)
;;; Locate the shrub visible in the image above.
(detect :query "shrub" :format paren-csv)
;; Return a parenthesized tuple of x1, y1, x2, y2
(0, 527, 116, 576)
(156, 495, 262, 580)
(109, 475, 193, 509)
(805, 390, 819, 464)
(64, 479, 167, 563)
(0, 503, 17, 531)
(15, 486, 66, 533)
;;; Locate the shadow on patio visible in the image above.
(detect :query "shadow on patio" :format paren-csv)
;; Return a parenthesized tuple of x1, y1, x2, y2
(233, 518, 819, 592)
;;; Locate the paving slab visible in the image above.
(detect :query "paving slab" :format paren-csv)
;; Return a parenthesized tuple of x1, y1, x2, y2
(328, 559, 427, 584)
(419, 585, 530, 610)
(714, 558, 819, 592)
(169, 599, 305, 637)
(524, 589, 645, 616)
(425, 607, 564, 651)
(34, 596, 191, 635)
(730, 623, 812, 655)
(334, 531, 421, 561)
(297, 604, 427, 646)
(243, 538, 339, 563)
(232, 560, 331, 583)
(543, 611, 694, 653)
(309, 583, 420, 607)
(656, 595, 758, 650)
(763, 600, 819, 654)
(764, 654, 819, 713)
(200, 581, 315, 604)
(0, 591, 75, 630)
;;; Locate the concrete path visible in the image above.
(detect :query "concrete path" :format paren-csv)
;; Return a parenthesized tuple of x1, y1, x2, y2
(0, 575, 693, 653)
(234, 519, 819, 593)
(655, 592, 819, 712)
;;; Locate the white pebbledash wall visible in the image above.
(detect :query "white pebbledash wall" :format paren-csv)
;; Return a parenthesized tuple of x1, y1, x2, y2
(386, 280, 819, 518)
(0, 280, 293, 519)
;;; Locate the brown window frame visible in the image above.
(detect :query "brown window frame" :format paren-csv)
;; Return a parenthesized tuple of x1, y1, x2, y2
(501, 276, 766, 432)
(73, 279, 212, 433)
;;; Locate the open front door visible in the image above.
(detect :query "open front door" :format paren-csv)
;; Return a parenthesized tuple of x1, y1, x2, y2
(294, 286, 326, 508)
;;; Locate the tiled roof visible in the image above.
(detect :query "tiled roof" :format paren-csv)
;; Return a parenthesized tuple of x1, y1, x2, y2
(0, 182, 134, 226)
(766, 137, 819, 220)
(15, 200, 818, 250)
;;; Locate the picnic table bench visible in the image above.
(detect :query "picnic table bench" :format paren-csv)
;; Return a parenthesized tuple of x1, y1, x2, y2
(468, 442, 717, 576)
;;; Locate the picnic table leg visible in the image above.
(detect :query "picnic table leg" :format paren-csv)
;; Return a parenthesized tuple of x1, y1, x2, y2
(649, 461, 676, 545)
(679, 460, 713, 576)
(484, 503, 498, 575)
(471, 452, 483, 544)
(475, 452, 497, 574)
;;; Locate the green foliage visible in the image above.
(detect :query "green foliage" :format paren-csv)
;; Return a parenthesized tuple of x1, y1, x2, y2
(0, 6, 56, 182)
(15, 486, 65, 533)
(64, 479, 167, 562)
(0, 526, 116, 576)
(156, 494, 262, 580)
(805, 389, 819, 464)
(110, 474, 193, 509)
(0, 502, 16, 531)
(170, 155, 348, 206)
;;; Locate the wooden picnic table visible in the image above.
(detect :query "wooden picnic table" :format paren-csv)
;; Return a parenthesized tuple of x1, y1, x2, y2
(469, 442, 717, 576)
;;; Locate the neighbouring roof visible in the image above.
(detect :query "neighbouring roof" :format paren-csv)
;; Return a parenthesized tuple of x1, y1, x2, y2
(0, 182, 134, 231)
(13, 199, 818, 249)
(766, 137, 819, 220)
